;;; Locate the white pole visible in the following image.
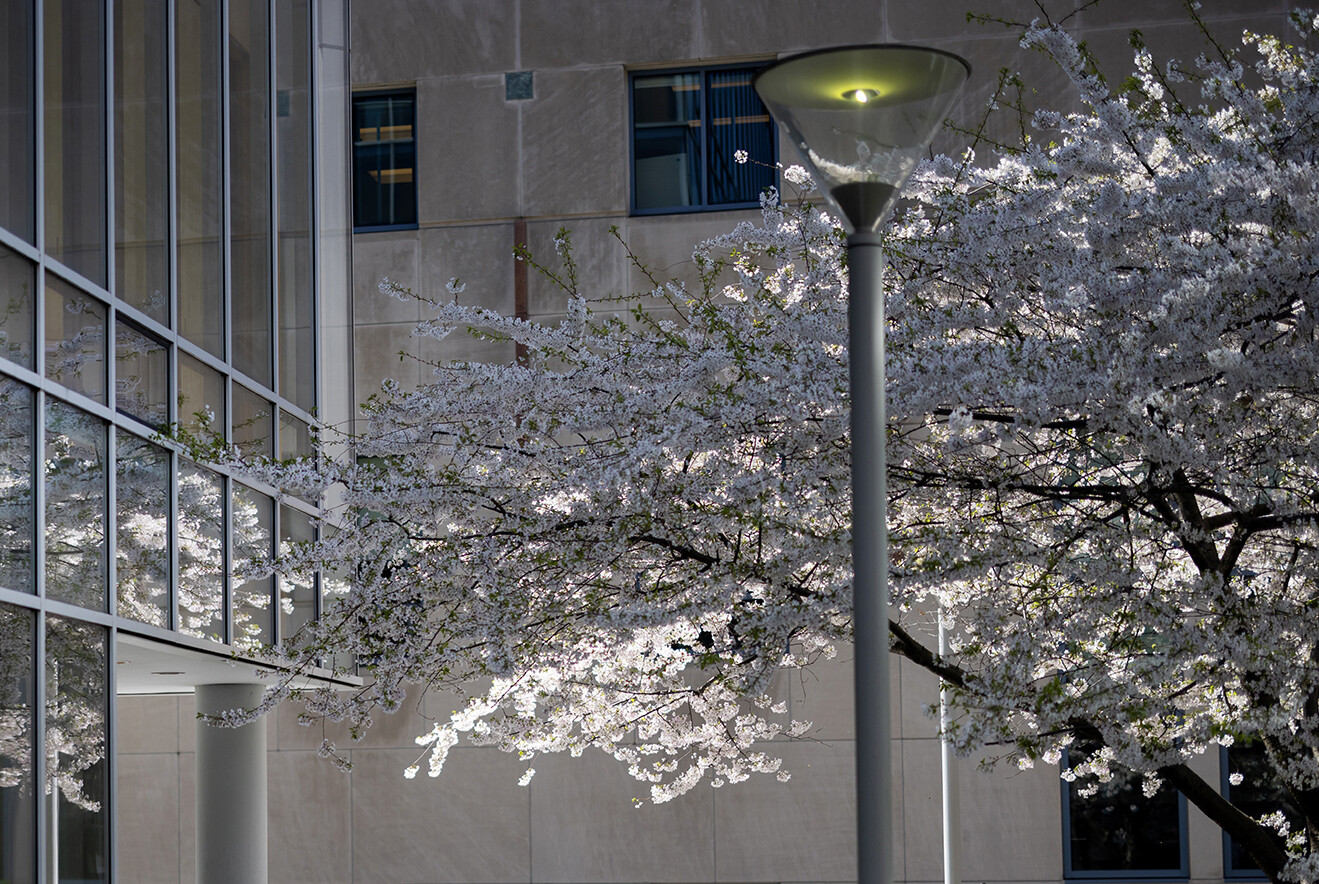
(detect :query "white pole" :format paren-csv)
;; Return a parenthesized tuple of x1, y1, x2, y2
(939, 614, 962, 884)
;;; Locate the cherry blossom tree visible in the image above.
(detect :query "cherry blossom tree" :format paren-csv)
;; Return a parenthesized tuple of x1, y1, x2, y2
(225, 10, 1319, 882)
(878, 14, 1319, 880)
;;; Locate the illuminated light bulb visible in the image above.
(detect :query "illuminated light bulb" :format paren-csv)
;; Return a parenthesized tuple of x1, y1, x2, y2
(843, 88, 881, 103)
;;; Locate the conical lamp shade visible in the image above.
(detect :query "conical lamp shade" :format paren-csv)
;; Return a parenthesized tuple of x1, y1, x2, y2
(754, 45, 970, 233)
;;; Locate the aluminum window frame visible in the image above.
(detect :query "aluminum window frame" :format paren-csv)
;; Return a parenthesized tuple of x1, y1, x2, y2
(1220, 743, 1303, 880)
(628, 61, 779, 217)
(1222, 746, 1269, 881)
(350, 87, 419, 232)
(1060, 745, 1190, 881)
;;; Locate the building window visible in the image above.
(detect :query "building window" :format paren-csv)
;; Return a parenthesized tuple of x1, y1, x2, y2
(1062, 739, 1188, 878)
(630, 65, 777, 214)
(1223, 743, 1302, 878)
(352, 90, 417, 230)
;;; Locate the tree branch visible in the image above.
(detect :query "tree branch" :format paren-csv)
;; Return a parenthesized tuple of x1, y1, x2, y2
(1159, 762, 1288, 881)
(888, 620, 965, 687)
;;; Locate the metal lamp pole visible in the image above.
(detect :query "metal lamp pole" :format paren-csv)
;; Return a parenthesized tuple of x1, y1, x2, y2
(754, 45, 969, 884)
(847, 229, 894, 883)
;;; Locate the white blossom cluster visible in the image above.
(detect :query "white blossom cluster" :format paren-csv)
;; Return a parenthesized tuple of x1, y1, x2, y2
(220, 12, 1319, 877)
(247, 201, 851, 802)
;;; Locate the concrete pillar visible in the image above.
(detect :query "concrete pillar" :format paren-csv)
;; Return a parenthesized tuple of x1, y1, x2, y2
(195, 683, 268, 884)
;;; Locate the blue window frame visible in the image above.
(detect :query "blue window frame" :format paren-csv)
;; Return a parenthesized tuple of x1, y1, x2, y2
(352, 90, 418, 231)
(1222, 743, 1301, 878)
(1061, 740, 1188, 879)
(630, 65, 777, 214)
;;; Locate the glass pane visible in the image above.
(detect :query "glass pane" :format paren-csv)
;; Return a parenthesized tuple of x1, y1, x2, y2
(232, 483, 273, 652)
(232, 384, 273, 459)
(45, 616, 108, 884)
(44, 277, 106, 404)
(115, 433, 169, 627)
(176, 0, 224, 358)
(319, 524, 353, 673)
(1225, 743, 1303, 873)
(278, 410, 311, 461)
(1067, 739, 1182, 872)
(114, 321, 168, 428)
(352, 93, 416, 227)
(0, 242, 35, 368)
(0, 603, 35, 884)
(706, 68, 775, 205)
(279, 504, 315, 643)
(0, 377, 33, 594)
(632, 73, 700, 210)
(230, 0, 272, 387)
(277, 0, 314, 409)
(177, 461, 224, 641)
(0, 0, 34, 241)
(44, 401, 107, 611)
(177, 351, 225, 438)
(114, 0, 169, 323)
(44, 0, 107, 285)
(320, 523, 348, 598)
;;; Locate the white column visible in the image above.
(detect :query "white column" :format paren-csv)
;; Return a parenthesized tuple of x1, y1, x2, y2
(939, 616, 962, 884)
(195, 683, 267, 884)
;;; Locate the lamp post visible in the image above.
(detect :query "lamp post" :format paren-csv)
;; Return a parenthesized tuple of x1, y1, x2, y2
(754, 46, 969, 884)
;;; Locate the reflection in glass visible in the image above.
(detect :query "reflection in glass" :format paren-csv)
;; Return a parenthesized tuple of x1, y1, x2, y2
(45, 616, 108, 884)
(233, 384, 274, 459)
(279, 411, 311, 461)
(278, 0, 315, 409)
(44, 277, 106, 403)
(0, 378, 33, 594)
(279, 504, 316, 644)
(114, 321, 168, 428)
(230, 0, 273, 387)
(320, 523, 348, 599)
(177, 351, 225, 439)
(705, 69, 775, 205)
(0, 603, 35, 884)
(176, 0, 224, 358)
(1225, 742, 1304, 873)
(114, 0, 169, 323)
(177, 461, 224, 641)
(0, 1, 34, 241)
(0, 242, 35, 369)
(116, 434, 169, 628)
(351, 92, 416, 228)
(44, 0, 107, 285)
(44, 401, 107, 611)
(319, 524, 354, 673)
(632, 72, 700, 210)
(232, 484, 273, 652)
(1066, 738, 1183, 872)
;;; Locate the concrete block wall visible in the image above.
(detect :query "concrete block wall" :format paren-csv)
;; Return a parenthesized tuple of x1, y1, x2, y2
(346, 0, 1292, 412)
(120, 650, 1079, 883)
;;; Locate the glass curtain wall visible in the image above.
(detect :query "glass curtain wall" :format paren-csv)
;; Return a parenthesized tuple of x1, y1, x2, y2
(229, 0, 273, 387)
(277, 0, 315, 411)
(44, 0, 108, 286)
(114, 0, 169, 325)
(0, 3, 346, 880)
(0, 2, 35, 243)
(176, 0, 225, 359)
